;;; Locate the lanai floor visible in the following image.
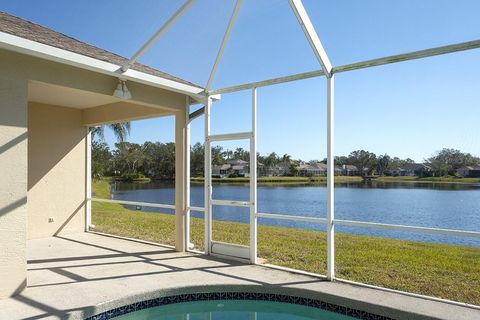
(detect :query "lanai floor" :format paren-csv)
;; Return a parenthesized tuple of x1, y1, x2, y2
(0, 233, 478, 320)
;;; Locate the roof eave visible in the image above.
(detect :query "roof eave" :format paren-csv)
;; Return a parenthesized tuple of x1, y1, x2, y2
(0, 31, 206, 101)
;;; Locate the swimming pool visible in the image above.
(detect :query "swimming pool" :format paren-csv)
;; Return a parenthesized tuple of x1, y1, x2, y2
(85, 291, 393, 320)
(115, 299, 355, 319)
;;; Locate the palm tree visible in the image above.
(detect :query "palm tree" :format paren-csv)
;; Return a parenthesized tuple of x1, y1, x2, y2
(91, 122, 131, 142)
(282, 154, 292, 164)
(223, 149, 233, 160)
(264, 152, 279, 167)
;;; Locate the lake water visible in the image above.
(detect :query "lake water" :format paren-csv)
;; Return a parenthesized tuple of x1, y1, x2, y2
(110, 181, 480, 246)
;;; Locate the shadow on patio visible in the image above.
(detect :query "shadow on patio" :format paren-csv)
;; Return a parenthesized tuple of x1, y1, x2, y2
(0, 232, 477, 320)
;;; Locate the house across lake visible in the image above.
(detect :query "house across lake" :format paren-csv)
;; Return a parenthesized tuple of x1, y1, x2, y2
(457, 166, 480, 178)
(385, 163, 431, 177)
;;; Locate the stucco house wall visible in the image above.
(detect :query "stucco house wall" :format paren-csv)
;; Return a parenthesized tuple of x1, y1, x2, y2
(27, 102, 87, 239)
(0, 72, 28, 298)
(0, 46, 190, 298)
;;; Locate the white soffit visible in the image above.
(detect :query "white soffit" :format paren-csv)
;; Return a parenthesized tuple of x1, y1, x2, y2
(28, 81, 119, 109)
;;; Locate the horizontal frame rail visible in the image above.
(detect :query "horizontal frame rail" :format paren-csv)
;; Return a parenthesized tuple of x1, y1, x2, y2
(254, 211, 480, 239)
(187, 206, 206, 212)
(333, 39, 480, 74)
(92, 196, 480, 240)
(211, 199, 251, 207)
(257, 212, 327, 224)
(211, 240, 250, 249)
(334, 219, 480, 239)
(209, 38, 480, 95)
(208, 132, 252, 142)
(209, 70, 324, 95)
(91, 198, 175, 210)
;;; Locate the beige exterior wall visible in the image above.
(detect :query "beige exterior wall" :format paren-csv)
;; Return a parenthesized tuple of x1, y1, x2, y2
(0, 47, 190, 298)
(0, 74, 28, 298)
(28, 103, 87, 239)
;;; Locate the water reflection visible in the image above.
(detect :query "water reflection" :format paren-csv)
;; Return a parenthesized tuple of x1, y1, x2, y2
(339, 181, 480, 190)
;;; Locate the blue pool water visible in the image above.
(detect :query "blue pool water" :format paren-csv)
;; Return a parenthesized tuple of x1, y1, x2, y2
(115, 300, 355, 319)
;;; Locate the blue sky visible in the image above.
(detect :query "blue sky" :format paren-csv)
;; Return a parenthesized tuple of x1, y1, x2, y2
(2, 0, 480, 161)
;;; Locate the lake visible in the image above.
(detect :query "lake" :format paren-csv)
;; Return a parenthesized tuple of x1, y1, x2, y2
(110, 181, 480, 246)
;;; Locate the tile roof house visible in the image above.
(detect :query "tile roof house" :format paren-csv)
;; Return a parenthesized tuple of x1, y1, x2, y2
(457, 166, 480, 178)
(212, 164, 232, 178)
(342, 164, 360, 176)
(212, 160, 250, 178)
(227, 159, 248, 166)
(298, 162, 327, 176)
(387, 163, 431, 177)
(401, 163, 431, 176)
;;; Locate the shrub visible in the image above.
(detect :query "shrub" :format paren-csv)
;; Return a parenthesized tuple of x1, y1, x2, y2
(121, 172, 146, 181)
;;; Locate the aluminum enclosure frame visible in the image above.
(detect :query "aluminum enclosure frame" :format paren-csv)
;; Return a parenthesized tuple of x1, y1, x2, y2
(199, 7, 480, 280)
(97, 0, 480, 287)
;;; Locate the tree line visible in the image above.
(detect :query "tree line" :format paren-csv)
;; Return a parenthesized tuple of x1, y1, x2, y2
(92, 139, 479, 180)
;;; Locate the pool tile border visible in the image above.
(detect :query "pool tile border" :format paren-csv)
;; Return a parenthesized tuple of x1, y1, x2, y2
(85, 291, 395, 320)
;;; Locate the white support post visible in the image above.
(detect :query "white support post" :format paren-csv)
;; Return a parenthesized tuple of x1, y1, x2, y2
(250, 88, 258, 263)
(204, 97, 212, 254)
(288, 0, 332, 77)
(289, 0, 335, 280)
(206, 0, 243, 90)
(184, 97, 191, 250)
(326, 75, 335, 280)
(175, 107, 187, 252)
(122, 0, 197, 72)
(85, 128, 92, 231)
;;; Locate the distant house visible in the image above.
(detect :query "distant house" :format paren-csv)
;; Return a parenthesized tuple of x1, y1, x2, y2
(211, 159, 251, 178)
(385, 167, 402, 176)
(457, 166, 480, 178)
(227, 159, 249, 177)
(334, 166, 343, 175)
(258, 164, 276, 177)
(257, 162, 266, 177)
(400, 163, 431, 177)
(259, 162, 292, 177)
(275, 162, 291, 176)
(212, 164, 231, 178)
(232, 164, 247, 177)
(298, 162, 326, 176)
(386, 163, 431, 177)
(227, 159, 248, 166)
(342, 165, 359, 176)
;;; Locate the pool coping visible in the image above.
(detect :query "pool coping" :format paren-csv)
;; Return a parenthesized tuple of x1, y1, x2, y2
(75, 284, 443, 320)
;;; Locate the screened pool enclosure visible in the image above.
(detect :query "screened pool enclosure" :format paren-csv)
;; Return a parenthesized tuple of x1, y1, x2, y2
(88, 0, 480, 299)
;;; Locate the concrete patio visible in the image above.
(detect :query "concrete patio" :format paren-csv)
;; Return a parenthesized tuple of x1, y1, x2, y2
(0, 232, 477, 320)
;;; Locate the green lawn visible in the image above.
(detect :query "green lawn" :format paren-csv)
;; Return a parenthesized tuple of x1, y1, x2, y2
(91, 180, 480, 305)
